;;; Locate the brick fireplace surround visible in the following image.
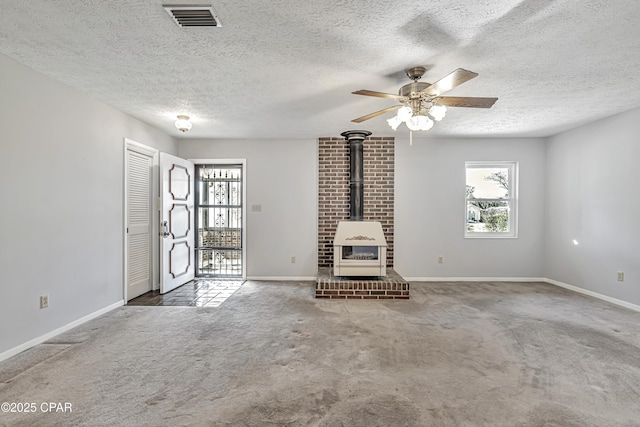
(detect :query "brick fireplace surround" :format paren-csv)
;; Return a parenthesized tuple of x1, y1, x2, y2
(316, 135, 409, 299)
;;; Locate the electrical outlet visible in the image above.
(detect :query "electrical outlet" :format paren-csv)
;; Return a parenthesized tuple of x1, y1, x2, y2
(40, 295, 49, 309)
(437, 256, 444, 264)
(251, 204, 262, 212)
(290, 256, 296, 263)
(617, 271, 624, 282)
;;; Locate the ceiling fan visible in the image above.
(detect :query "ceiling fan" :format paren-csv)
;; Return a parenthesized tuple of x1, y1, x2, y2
(351, 67, 498, 132)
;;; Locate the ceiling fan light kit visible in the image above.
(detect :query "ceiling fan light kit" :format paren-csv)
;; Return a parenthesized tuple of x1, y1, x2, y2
(352, 66, 498, 139)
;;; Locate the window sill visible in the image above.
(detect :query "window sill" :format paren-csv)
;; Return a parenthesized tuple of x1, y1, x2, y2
(464, 233, 518, 239)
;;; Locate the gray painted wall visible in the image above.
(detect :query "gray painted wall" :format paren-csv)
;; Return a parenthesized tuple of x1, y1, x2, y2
(545, 107, 640, 305)
(0, 53, 177, 356)
(394, 136, 547, 279)
(2, 47, 638, 359)
(177, 139, 318, 279)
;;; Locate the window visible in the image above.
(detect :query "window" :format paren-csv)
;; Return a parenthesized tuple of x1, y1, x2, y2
(465, 161, 518, 238)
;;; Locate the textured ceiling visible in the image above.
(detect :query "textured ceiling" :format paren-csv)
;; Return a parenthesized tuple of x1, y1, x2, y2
(1, 0, 640, 139)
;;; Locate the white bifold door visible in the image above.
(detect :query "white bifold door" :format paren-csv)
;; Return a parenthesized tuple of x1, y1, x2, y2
(160, 153, 195, 293)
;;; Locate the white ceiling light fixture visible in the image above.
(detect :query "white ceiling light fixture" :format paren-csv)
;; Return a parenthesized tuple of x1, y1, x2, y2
(175, 115, 192, 132)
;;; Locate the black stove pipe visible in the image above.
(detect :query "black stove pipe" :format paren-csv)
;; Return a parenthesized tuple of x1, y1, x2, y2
(340, 130, 372, 221)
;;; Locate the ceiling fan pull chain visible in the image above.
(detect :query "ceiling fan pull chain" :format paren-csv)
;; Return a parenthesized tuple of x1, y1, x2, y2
(410, 130, 413, 146)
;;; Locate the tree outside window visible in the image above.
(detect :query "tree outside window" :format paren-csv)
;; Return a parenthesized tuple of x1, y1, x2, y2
(465, 161, 518, 238)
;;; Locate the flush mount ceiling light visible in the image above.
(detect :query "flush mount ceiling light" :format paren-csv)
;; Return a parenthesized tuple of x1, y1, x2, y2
(175, 115, 192, 132)
(351, 67, 498, 143)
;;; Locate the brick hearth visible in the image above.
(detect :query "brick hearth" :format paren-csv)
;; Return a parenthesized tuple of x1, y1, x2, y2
(316, 267, 409, 299)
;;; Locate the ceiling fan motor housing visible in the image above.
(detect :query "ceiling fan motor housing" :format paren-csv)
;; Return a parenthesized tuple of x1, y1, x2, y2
(398, 82, 430, 97)
(405, 66, 426, 81)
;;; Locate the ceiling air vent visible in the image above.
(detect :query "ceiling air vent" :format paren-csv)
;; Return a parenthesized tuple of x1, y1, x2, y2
(163, 4, 221, 27)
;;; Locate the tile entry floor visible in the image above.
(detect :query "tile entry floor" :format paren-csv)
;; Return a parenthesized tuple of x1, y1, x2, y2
(127, 279, 245, 307)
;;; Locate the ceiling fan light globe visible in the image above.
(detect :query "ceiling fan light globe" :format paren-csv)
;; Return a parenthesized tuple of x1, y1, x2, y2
(387, 116, 402, 130)
(406, 115, 426, 131)
(429, 105, 447, 121)
(420, 117, 434, 131)
(397, 106, 412, 121)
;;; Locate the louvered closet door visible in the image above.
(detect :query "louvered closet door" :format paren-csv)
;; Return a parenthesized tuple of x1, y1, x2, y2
(126, 149, 153, 300)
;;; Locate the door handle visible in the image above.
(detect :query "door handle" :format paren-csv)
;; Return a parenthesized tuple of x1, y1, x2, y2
(161, 221, 170, 238)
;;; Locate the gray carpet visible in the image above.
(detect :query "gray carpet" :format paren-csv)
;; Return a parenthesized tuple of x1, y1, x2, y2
(1, 281, 640, 426)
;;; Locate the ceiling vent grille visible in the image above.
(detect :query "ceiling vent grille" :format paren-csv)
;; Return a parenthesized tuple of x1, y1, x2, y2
(163, 5, 221, 27)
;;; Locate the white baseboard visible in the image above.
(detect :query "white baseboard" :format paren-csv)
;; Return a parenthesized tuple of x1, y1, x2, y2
(404, 277, 546, 282)
(544, 278, 640, 313)
(246, 276, 316, 281)
(0, 300, 124, 363)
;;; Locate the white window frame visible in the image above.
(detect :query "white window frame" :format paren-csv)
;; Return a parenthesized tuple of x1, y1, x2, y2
(464, 161, 518, 239)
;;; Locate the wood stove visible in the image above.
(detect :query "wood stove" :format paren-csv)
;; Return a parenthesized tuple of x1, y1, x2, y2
(334, 221, 387, 277)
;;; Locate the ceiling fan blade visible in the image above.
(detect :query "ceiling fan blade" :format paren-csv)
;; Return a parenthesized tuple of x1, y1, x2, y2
(421, 68, 478, 96)
(435, 96, 498, 108)
(352, 105, 401, 123)
(352, 90, 407, 101)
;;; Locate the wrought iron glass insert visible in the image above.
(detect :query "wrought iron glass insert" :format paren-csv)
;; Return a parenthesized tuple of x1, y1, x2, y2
(195, 164, 243, 277)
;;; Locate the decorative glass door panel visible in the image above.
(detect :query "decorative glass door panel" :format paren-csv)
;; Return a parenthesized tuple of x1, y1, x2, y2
(195, 165, 243, 277)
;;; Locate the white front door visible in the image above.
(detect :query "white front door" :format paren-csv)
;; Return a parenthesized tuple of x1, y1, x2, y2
(160, 152, 195, 293)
